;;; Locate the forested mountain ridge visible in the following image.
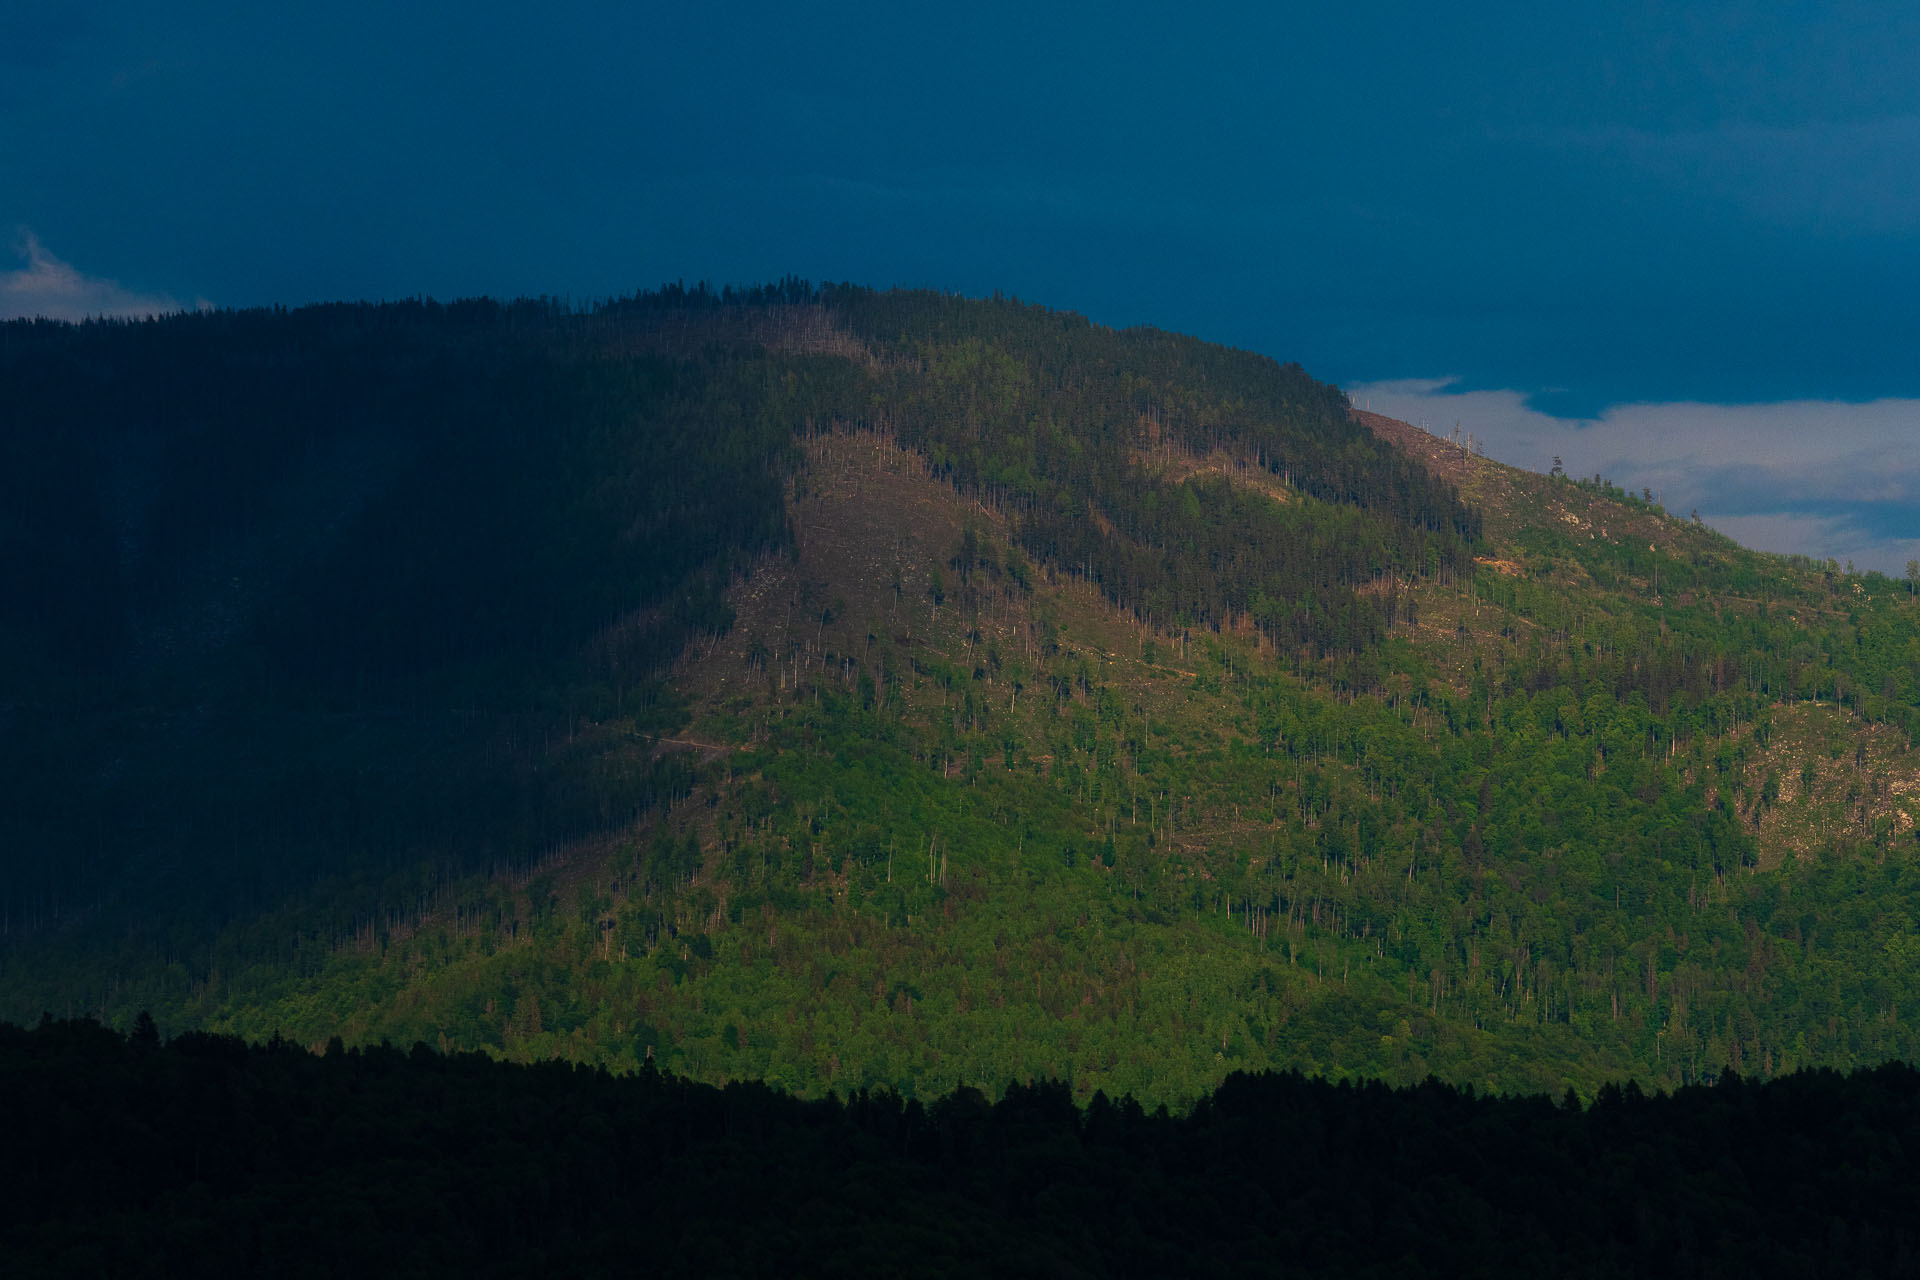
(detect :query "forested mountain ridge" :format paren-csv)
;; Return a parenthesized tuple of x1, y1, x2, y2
(5, 284, 1920, 1105)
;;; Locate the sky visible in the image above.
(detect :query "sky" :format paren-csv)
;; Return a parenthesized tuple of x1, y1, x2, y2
(5, 2, 1919, 569)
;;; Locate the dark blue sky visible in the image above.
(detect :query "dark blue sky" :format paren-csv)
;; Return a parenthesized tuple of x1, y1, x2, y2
(7, 2, 1920, 565)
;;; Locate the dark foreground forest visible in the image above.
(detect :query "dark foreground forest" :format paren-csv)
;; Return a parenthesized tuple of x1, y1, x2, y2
(4, 1016, 1915, 1279)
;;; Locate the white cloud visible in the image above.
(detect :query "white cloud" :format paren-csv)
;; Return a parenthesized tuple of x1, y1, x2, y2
(1699, 512, 1920, 573)
(0, 231, 189, 321)
(1349, 377, 1920, 574)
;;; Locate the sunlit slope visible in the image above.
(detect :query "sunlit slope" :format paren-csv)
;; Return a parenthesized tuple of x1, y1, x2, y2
(6, 287, 1920, 1103)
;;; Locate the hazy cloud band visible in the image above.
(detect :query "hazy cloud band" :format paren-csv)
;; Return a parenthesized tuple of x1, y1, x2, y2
(1, 231, 190, 322)
(1349, 377, 1920, 576)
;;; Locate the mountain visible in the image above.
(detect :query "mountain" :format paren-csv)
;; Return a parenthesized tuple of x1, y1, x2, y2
(5, 285, 1919, 1104)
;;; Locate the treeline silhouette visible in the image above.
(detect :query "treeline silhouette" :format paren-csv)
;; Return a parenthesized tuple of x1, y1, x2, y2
(4, 1016, 1915, 1278)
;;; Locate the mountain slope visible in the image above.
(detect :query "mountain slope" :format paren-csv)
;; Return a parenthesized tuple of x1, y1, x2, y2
(5, 286, 1919, 1103)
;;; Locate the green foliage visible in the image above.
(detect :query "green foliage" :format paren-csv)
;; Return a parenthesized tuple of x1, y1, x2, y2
(10, 285, 1920, 1112)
